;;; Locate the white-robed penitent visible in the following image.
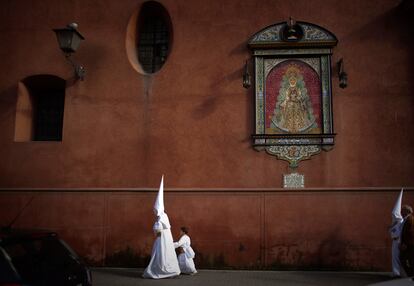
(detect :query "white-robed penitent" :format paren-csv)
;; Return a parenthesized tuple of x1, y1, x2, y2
(174, 234, 197, 274)
(143, 176, 180, 279)
(389, 189, 405, 277)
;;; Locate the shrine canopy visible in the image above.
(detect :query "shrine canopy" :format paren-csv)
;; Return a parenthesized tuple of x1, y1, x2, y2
(248, 21, 338, 49)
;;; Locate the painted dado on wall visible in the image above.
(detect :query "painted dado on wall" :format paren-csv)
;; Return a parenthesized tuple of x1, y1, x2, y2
(0, 0, 413, 271)
(0, 189, 412, 270)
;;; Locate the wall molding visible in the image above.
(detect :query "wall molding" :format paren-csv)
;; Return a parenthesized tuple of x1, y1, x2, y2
(0, 187, 412, 193)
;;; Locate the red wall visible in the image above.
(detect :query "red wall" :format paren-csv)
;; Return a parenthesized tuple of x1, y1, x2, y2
(0, 0, 413, 270)
(0, 189, 412, 270)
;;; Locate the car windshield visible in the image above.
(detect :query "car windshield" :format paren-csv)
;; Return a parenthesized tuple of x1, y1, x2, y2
(2, 236, 79, 284)
(0, 247, 20, 282)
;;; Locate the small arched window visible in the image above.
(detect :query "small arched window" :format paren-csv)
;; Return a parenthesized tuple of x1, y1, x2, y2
(15, 75, 66, 142)
(137, 1, 172, 74)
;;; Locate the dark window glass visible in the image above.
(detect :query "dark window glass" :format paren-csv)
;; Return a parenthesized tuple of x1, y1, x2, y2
(32, 89, 65, 141)
(23, 75, 65, 142)
(137, 2, 171, 73)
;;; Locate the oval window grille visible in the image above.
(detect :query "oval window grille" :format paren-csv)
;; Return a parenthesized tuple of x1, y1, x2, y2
(137, 1, 172, 74)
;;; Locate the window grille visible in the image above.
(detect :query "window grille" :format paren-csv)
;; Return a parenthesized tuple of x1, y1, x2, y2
(137, 2, 170, 74)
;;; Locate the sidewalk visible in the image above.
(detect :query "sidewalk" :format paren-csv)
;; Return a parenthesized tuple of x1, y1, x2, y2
(92, 268, 392, 286)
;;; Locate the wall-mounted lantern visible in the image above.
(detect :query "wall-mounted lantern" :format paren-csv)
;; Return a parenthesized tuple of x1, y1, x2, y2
(53, 23, 86, 81)
(338, 58, 347, 89)
(242, 60, 251, 89)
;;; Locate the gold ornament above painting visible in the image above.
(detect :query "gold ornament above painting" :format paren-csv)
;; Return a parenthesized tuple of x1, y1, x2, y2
(248, 19, 338, 168)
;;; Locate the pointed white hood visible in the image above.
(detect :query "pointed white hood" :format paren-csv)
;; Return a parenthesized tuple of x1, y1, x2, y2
(392, 188, 404, 223)
(153, 175, 171, 229)
(154, 175, 165, 217)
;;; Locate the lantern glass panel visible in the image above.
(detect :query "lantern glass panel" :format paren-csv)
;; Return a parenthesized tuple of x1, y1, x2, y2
(55, 30, 73, 53)
(70, 33, 82, 52)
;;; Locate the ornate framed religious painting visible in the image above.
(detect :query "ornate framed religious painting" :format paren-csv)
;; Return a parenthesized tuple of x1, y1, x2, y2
(248, 20, 338, 168)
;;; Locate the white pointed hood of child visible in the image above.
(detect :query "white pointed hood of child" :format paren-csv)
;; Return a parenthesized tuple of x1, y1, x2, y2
(154, 175, 171, 228)
(392, 188, 404, 223)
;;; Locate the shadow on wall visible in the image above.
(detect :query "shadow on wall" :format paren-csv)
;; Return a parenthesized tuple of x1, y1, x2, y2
(191, 95, 220, 120)
(342, 4, 414, 47)
(191, 72, 243, 121)
(191, 40, 249, 121)
(0, 85, 17, 124)
(343, 3, 414, 76)
(0, 85, 20, 144)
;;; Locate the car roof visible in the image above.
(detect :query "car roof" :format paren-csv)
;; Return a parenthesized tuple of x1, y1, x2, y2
(0, 227, 57, 242)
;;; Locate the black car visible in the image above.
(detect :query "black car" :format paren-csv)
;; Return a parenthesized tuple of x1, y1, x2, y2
(0, 227, 92, 286)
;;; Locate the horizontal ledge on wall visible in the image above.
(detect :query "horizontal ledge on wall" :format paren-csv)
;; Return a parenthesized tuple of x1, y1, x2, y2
(0, 187, 412, 194)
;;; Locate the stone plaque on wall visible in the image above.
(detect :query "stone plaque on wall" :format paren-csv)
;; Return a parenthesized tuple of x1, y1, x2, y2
(283, 173, 305, 188)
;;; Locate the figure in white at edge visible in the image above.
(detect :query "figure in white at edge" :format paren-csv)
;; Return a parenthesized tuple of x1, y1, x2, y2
(389, 189, 405, 277)
(174, 227, 197, 275)
(143, 176, 180, 279)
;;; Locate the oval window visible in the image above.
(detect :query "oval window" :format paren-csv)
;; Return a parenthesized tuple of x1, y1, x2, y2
(137, 1, 172, 74)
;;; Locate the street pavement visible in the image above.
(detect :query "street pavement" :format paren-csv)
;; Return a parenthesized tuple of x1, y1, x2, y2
(92, 268, 394, 286)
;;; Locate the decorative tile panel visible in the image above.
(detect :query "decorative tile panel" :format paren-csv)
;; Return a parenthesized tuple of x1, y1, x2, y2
(249, 20, 337, 169)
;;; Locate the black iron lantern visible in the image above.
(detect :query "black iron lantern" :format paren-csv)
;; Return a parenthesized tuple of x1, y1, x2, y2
(243, 60, 251, 89)
(338, 58, 348, 89)
(53, 23, 85, 53)
(53, 23, 86, 80)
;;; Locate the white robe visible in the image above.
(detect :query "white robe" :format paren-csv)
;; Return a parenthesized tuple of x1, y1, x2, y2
(143, 216, 180, 279)
(174, 234, 197, 274)
(390, 219, 404, 277)
(390, 189, 406, 277)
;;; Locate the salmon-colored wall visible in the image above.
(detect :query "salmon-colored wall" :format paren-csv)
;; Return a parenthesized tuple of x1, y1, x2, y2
(0, 189, 412, 270)
(0, 0, 413, 188)
(0, 0, 413, 270)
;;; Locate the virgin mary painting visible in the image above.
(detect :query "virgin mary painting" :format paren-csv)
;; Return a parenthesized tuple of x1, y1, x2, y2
(266, 60, 321, 134)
